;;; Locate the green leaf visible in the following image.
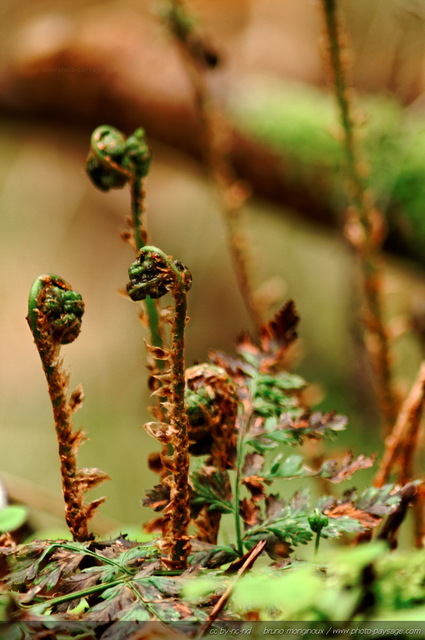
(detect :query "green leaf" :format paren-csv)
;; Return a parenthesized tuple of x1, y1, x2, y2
(321, 517, 364, 538)
(191, 469, 234, 514)
(6, 541, 62, 587)
(246, 412, 347, 452)
(356, 484, 403, 515)
(85, 583, 134, 622)
(118, 602, 151, 622)
(246, 429, 296, 452)
(41, 563, 63, 592)
(145, 576, 180, 597)
(188, 545, 239, 568)
(231, 565, 322, 616)
(323, 541, 387, 572)
(246, 514, 314, 547)
(266, 454, 312, 479)
(182, 576, 223, 603)
(253, 376, 301, 418)
(112, 545, 149, 572)
(0, 505, 28, 532)
(264, 372, 306, 391)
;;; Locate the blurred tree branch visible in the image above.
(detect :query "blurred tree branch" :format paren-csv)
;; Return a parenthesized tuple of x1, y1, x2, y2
(0, 7, 424, 266)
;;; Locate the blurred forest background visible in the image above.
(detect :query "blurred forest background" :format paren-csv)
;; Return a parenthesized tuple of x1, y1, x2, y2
(1, 0, 425, 537)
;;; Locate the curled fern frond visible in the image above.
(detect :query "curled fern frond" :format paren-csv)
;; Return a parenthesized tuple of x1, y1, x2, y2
(127, 247, 192, 301)
(185, 363, 238, 466)
(27, 274, 107, 542)
(86, 125, 151, 192)
(127, 246, 192, 569)
(28, 274, 84, 345)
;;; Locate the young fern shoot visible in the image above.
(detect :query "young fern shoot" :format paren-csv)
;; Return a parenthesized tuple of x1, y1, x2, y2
(27, 275, 109, 542)
(127, 246, 192, 570)
(86, 125, 163, 352)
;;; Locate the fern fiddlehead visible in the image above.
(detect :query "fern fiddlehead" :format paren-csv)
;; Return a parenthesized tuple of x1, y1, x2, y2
(27, 275, 108, 542)
(127, 247, 192, 569)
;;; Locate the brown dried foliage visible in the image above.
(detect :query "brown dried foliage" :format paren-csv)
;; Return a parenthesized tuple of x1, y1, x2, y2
(185, 364, 238, 544)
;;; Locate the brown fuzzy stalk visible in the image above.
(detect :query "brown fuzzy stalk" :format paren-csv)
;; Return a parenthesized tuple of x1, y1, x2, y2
(161, 283, 192, 569)
(129, 247, 192, 569)
(28, 275, 109, 542)
(319, 0, 397, 434)
(38, 328, 89, 541)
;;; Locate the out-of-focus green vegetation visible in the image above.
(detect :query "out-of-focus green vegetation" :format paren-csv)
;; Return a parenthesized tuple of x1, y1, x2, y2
(230, 79, 425, 265)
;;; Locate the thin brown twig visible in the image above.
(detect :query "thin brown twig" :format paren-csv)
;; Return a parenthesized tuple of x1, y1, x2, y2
(413, 497, 425, 548)
(319, 0, 397, 434)
(163, 0, 264, 331)
(195, 539, 266, 639)
(374, 360, 425, 488)
(377, 483, 417, 548)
